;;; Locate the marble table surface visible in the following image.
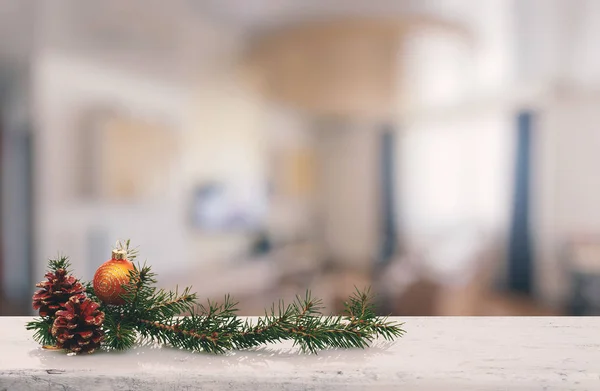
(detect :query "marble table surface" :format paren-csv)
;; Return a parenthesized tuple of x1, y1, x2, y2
(0, 317, 599, 390)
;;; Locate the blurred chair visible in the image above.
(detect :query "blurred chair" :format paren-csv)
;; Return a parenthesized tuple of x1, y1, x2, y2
(565, 237, 600, 315)
(380, 227, 562, 316)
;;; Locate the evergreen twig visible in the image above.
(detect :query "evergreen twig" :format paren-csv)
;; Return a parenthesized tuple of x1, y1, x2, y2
(29, 244, 405, 354)
(118, 268, 405, 354)
(47, 254, 72, 274)
(26, 317, 55, 346)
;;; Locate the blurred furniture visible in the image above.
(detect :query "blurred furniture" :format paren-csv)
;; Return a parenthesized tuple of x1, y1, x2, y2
(383, 231, 562, 316)
(3, 316, 599, 390)
(565, 238, 600, 315)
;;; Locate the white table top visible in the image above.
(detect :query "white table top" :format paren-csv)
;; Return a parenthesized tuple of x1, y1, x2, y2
(1, 317, 599, 390)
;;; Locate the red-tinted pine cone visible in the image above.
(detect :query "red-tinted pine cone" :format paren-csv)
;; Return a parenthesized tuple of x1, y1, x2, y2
(32, 268, 85, 318)
(52, 295, 105, 354)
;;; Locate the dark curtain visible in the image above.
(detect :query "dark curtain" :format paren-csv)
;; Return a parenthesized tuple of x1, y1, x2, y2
(377, 127, 397, 267)
(0, 74, 34, 314)
(373, 126, 398, 314)
(508, 111, 534, 294)
(0, 108, 3, 296)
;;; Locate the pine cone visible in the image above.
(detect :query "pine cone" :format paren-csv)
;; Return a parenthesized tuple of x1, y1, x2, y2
(52, 295, 105, 354)
(32, 268, 85, 318)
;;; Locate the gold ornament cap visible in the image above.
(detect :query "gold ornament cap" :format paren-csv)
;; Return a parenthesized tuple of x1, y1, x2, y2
(111, 249, 127, 260)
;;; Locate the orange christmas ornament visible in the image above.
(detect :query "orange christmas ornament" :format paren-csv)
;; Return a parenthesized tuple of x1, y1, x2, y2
(93, 249, 134, 305)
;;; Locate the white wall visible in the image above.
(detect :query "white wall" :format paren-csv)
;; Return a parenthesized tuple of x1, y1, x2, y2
(515, 0, 600, 89)
(32, 52, 192, 281)
(31, 36, 270, 282)
(534, 95, 600, 305)
(314, 121, 380, 269)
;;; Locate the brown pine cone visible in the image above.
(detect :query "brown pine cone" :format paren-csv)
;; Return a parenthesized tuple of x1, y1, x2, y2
(52, 295, 105, 354)
(32, 268, 85, 318)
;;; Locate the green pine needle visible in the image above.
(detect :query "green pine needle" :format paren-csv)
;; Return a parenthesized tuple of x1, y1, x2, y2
(26, 318, 55, 346)
(32, 242, 405, 354)
(47, 255, 72, 274)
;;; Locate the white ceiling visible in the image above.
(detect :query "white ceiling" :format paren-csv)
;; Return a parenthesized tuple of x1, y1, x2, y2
(23, 0, 476, 80)
(194, 0, 472, 32)
(35, 0, 476, 52)
(4, 0, 600, 92)
(0, 0, 474, 67)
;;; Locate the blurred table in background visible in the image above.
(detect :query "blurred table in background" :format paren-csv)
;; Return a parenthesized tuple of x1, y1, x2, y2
(566, 238, 600, 315)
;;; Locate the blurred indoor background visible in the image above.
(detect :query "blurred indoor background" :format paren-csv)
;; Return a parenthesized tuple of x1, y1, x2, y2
(2, 0, 600, 316)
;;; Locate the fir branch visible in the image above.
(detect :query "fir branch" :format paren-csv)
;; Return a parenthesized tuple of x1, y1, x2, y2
(146, 286, 196, 319)
(130, 287, 405, 354)
(137, 313, 241, 354)
(125, 263, 196, 319)
(343, 287, 405, 341)
(290, 293, 368, 353)
(84, 281, 100, 303)
(28, 242, 405, 355)
(101, 262, 197, 351)
(101, 307, 137, 351)
(291, 316, 369, 353)
(99, 263, 152, 350)
(234, 300, 295, 349)
(136, 295, 243, 354)
(47, 255, 72, 274)
(26, 317, 55, 346)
